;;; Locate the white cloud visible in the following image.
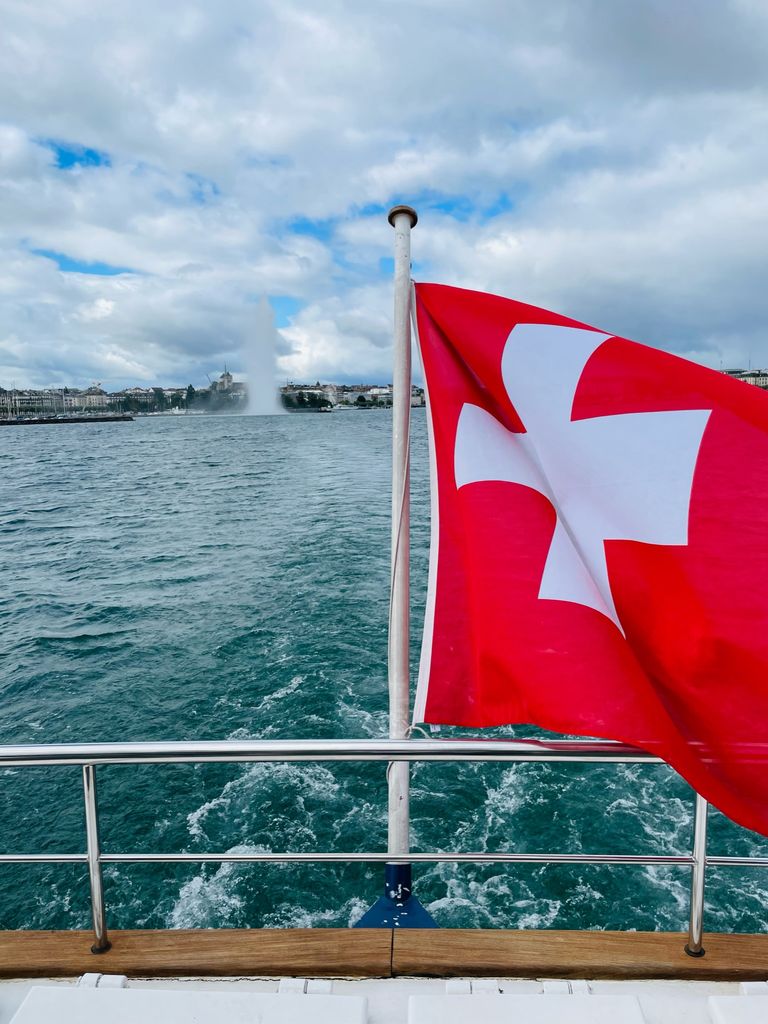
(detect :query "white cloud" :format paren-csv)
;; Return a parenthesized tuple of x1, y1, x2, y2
(0, 0, 767, 386)
(76, 298, 114, 321)
(279, 284, 392, 382)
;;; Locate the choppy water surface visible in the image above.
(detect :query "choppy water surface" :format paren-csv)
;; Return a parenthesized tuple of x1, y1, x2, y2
(0, 412, 766, 932)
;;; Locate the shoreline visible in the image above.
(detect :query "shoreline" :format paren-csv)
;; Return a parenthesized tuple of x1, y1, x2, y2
(0, 414, 134, 426)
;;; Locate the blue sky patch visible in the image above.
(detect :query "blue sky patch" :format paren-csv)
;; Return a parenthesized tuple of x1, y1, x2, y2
(480, 192, 515, 220)
(420, 192, 477, 221)
(187, 173, 221, 204)
(287, 216, 336, 244)
(245, 293, 303, 324)
(33, 249, 135, 275)
(243, 152, 292, 169)
(375, 190, 518, 225)
(42, 140, 111, 170)
(268, 296, 302, 327)
(355, 202, 389, 218)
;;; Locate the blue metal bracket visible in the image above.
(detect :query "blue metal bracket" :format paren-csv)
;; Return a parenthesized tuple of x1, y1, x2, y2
(354, 863, 438, 928)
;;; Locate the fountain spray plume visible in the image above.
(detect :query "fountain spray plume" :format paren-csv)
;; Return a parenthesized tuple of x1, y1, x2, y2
(244, 296, 283, 415)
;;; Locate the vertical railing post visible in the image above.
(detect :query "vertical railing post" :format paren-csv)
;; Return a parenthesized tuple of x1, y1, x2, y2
(82, 764, 111, 953)
(685, 793, 708, 957)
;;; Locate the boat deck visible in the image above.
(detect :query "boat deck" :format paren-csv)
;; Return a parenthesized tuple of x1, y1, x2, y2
(1, 972, 768, 1024)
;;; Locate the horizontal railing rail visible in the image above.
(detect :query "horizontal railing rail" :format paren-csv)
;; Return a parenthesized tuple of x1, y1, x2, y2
(0, 852, 699, 865)
(0, 737, 662, 766)
(0, 738, 761, 956)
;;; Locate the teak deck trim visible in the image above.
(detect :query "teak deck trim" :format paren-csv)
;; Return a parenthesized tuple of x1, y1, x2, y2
(393, 929, 768, 980)
(0, 929, 765, 980)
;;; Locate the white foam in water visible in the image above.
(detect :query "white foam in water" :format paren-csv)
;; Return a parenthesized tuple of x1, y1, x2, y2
(252, 675, 302, 713)
(335, 699, 388, 737)
(168, 753, 368, 928)
(514, 899, 563, 930)
(480, 765, 526, 844)
(170, 854, 250, 928)
(266, 896, 371, 929)
(642, 865, 690, 916)
(186, 760, 341, 841)
(170, 854, 371, 930)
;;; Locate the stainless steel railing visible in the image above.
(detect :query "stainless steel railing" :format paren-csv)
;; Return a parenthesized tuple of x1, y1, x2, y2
(0, 737, 764, 955)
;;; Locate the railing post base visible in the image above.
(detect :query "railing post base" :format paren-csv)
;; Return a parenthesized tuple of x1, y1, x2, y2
(354, 863, 438, 928)
(684, 943, 706, 958)
(90, 940, 112, 955)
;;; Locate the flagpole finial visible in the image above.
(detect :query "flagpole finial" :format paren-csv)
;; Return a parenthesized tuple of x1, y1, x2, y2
(388, 205, 418, 228)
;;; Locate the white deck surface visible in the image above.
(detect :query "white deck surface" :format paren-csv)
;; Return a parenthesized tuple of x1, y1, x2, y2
(0, 976, 766, 1024)
(408, 993, 647, 1023)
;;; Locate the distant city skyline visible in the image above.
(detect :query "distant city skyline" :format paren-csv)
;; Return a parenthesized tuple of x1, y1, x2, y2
(0, 368, 427, 418)
(4, 361, 765, 420)
(0, 372, 402, 394)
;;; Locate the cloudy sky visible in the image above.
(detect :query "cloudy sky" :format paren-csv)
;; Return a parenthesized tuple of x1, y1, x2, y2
(1, 0, 767, 389)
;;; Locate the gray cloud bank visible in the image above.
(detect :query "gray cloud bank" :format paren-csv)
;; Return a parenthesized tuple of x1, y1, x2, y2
(1, 0, 767, 387)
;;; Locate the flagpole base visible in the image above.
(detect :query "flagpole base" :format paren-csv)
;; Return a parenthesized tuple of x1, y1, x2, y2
(354, 863, 438, 928)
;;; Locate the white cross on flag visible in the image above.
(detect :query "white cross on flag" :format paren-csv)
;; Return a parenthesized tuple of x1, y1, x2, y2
(414, 283, 768, 836)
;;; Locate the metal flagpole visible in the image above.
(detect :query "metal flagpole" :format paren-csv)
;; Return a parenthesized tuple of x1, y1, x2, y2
(387, 204, 417, 858)
(355, 205, 435, 927)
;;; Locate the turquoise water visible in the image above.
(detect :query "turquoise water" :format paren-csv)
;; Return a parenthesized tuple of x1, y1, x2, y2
(1, 412, 767, 933)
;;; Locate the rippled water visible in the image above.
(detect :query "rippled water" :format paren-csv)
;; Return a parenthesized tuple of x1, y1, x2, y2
(1, 412, 766, 933)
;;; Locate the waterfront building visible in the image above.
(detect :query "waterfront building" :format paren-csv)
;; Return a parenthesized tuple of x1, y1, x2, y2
(1, 387, 78, 417)
(723, 368, 768, 388)
(111, 387, 156, 409)
(211, 368, 234, 392)
(79, 385, 109, 409)
(368, 385, 393, 401)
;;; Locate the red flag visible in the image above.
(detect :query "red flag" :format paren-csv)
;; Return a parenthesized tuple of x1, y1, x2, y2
(414, 282, 768, 836)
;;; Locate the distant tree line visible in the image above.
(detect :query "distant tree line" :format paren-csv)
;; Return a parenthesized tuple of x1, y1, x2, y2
(117, 388, 184, 413)
(115, 386, 241, 413)
(186, 387, 242, 412)
(352, 394, 390, 408)
(281, 391, 332, 410)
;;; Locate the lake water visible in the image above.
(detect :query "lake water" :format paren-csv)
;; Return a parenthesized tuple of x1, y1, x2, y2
(1, 411, 767, 932)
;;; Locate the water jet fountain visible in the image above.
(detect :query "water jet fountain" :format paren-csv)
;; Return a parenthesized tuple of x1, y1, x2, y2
(244, 296, 283, 415)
